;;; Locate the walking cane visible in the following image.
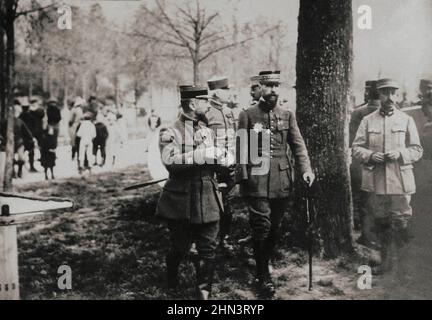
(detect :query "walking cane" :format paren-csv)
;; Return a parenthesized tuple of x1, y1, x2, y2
(305, 184, 316, 291)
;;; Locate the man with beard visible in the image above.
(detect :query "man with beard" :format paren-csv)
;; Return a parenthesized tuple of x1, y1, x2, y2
(238, 70, 315, 297)
(155, 85, 225, 300)
(353, 78, 423, 273)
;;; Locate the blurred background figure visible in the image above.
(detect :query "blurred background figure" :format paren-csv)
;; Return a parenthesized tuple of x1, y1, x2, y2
(145, 109, 161, 153)
(76, 112, 97, 173)
(69, 96, 85, 161)
(46, 97, 62, 143)
(39, 126, 57, 180)
(106, 110, 127, 166)
(18, 97, 37, 173)
(93, 105, 109, 167)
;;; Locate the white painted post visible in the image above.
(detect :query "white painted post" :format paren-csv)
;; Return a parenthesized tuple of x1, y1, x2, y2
(0, 225, 20, 300)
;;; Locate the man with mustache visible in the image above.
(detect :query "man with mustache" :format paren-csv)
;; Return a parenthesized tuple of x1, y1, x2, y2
(205, 76, 237, 254)
(238, 70, 315, 297)
(353, 78, 423, 273)
(155, 85, 225, 300)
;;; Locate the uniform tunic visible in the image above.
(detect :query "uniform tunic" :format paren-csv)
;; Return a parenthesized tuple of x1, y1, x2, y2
(155, 114, 223, 224)
(238, 99, 311, 199)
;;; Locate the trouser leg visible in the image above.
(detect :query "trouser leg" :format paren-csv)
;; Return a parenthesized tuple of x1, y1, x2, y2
(192, 221, 219, 300)
(166, 220, 191, 288)
(218, 182, 235, 251)
(248, 197, 275, 297)
(28, 147, 37, 171)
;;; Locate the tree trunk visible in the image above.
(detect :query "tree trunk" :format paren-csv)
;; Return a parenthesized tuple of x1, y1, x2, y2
(193, 59, 199, 85)
(3, 4, 16, 191)
(295, 0, 354, 257)
(0, 27, 6, 121)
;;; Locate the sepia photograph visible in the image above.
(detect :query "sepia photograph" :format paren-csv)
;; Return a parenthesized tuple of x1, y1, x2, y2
(1, 0, 432, 303)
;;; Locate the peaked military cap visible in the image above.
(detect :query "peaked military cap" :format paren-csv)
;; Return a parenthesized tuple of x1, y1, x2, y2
(259, 70, 281, 84)
(207, 76, 230, 90)
(365, 80, 377, 88)
(250, 75, 261, 87)
(420, 79, 432, 89)
(179, 85, 208, 99)
(377, 78, 399, 90)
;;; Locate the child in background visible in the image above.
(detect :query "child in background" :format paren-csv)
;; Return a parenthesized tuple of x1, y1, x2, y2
(39, 126, 57, 180)
(76, 112, 96, 173)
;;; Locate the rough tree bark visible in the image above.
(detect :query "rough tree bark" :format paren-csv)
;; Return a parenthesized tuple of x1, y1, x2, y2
(296, 0, 354, 257)
(3, 1, 16, 192)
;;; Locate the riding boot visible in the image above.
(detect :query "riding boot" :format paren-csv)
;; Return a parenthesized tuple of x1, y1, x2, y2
(376, 217, 393, 273)
(194, 257, 215, 300)
(253, 239, 275, 298)
(29, 150, 37, 172)
(166, 251, 182, 289)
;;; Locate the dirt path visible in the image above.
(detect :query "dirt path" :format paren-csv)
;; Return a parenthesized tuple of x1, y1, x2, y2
(14, 164, 373, 300)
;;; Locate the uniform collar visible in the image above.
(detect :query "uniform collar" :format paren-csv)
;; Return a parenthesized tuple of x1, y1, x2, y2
(179, 111, 200, 125)
(209, 99, 224, 111)
(379, 106, 396, 117)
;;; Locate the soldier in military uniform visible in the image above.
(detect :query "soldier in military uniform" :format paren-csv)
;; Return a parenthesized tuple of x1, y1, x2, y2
(415, 79, 432, 159)
(250, 75, 263, 105)
(353, 78, 423, 272)
(238, 70, 315, 297)
(349, 80, 381, 247)
(18, 98, 37, 173)
(355, 80, 375, 109)
(155, 85, 225, 300)
(205, 76, 237, 253)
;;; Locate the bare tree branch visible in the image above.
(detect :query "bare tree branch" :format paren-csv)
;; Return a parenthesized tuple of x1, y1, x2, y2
(155, 0, 194, 56)
(127, 32, 187, 48)
(199, 26, 278, 63)
(15, 3, 56, 18)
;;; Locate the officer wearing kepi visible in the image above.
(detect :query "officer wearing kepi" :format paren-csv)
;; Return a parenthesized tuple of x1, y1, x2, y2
(349, 80, 381, 247)
(250, 75, 263, 106)
(238, 70, 315, 297)
(353, 78, 423, 272)
(155, 85, 225, 300)
(205, 76, 237, 253)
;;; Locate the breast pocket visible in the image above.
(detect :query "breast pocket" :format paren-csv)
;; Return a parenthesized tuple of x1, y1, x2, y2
(391, 124, 407, 148)
(367, 127, 382, 148)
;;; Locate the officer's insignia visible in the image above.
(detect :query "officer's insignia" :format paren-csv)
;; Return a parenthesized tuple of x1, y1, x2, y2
(161, 130, 174, 143)
(253, 122, 264, 133)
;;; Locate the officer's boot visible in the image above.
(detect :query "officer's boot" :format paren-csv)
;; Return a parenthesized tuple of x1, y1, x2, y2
(253, 240, 275, 298)
(29, 150, 37, 172)
(166, 252, 182, 289)
(219, 204, 234, 254)
(376, 217, 393, 273)
(194, 258, 215, 300)
(17, 160, 24, 178)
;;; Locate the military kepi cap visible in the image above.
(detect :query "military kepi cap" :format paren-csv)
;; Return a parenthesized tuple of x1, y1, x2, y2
(365, 80, 377, 88)
(180, 85, 208, 99)
(259, 70, 281, 84)
(377, 78, 399, 90)
(250, 75, 261, 87)
(207, 77, 230, 90)
(420, 79, 432, 89)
